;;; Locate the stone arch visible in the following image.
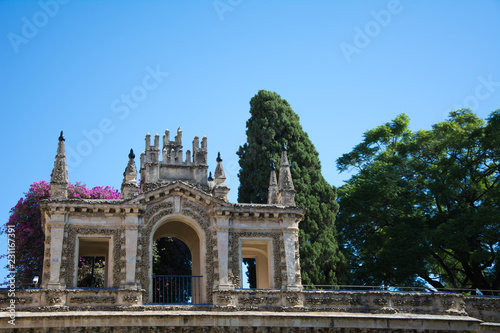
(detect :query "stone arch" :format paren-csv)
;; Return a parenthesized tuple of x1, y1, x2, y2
(137, 199, 215, 304)
(152, 220, 200, 275)
(150, 214, 206, 301)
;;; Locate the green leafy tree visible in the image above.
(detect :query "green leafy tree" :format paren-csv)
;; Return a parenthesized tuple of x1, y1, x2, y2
(153, 237, 192, 276)
(78, 257, 106, 288)
(153, 237, 193, 303)
(336, 109, 500, 294)
(243, 258, 257, 288)
(237, 90, 347, 286)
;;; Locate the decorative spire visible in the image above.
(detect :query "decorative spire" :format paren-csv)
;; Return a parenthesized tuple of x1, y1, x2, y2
(214, 152, 226, 183)
(50, 131, 69, 199)
(268, 162, 279, 205)
(213, 152, 230, 201)
(278, 143, 296, 206)
(121, 148, 139, 199)
(208, 171, 214, 191)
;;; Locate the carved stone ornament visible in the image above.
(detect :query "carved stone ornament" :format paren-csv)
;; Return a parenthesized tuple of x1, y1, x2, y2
(61, 226, 124, 287)
(229, 231, 284, 289)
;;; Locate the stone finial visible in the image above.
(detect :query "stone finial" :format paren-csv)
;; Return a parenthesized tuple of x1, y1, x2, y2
(145, 133, 151, 151)
(214, 152, 225, 183)
(213, 152, 230, 201)
(268, 162, 279, 205)
(175, 127, 182, 144)
(121, 149, 139, 199)
(278, 143, 296, 206)
(154, 133, 160, 148)
(50, 131, 69, 199)
(208, 171, 214, 191)
(163, 129, 170, 146)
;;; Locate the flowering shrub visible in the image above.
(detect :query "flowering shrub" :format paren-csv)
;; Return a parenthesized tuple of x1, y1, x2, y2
(3, 181, 120, 286)
(68, 182, 121, 200)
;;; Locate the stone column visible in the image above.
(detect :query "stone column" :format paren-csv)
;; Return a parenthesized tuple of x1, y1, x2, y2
(123, 214, 139, 289)
(282, 217, 302, 291)
(47, 225, 65, 289)
(214, 214, 233, 291)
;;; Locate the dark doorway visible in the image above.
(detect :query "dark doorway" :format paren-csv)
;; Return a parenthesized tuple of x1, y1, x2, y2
(77, 256, 106, 288)
(153, 237, 199, 304)
(153, 237, 192, 276)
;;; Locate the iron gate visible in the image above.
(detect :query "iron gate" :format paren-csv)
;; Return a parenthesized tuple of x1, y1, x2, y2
(152, 275, 203, 304)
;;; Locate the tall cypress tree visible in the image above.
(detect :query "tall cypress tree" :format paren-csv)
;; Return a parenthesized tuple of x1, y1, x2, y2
(237, 90, 347, 286)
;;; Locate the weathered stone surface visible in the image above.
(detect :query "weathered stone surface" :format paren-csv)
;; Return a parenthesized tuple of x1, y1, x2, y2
(38, 129, 305, 307)
(0, 310, 491, 332)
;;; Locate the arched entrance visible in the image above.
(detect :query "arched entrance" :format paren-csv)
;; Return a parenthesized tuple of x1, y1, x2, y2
(150, 216, 205, 304)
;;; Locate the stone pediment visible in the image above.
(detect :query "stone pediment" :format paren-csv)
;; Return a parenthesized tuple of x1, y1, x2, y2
(127, 180, 230, 208)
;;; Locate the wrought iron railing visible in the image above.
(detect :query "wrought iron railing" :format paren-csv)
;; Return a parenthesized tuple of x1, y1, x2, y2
(152, 275, 203, 304)
(302, 285, 500, 296)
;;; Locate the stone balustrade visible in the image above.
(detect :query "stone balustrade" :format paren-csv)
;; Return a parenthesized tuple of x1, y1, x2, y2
(1, 288, 498, 323)
(1, 289, 499, 332)
(0, 288, 143, 310)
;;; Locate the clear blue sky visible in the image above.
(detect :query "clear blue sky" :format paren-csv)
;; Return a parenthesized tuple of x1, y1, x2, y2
(1, 0, 499, 282)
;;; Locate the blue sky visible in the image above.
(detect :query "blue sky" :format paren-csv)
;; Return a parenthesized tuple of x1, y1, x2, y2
(1, 0, 499, 282)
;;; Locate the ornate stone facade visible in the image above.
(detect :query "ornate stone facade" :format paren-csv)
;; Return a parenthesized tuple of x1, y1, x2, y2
(38, 129, 304, 304)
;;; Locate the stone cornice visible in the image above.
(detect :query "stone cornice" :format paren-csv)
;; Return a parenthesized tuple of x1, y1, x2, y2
(210, 203, 305, 221)
(40, 200, 143, 215)
(40, 182, 305, 220)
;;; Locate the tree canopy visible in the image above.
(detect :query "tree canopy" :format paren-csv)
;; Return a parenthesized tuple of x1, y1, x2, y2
(153, 237, 192, 276)
(336, 109, 500, 294)
(237, 90, 347, 286)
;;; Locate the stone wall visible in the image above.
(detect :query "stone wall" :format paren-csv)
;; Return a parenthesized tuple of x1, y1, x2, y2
(465, 296, 500, 324)
(213, 289, 497, 319)
(0, 309, 496, 332)
(1, 289, 500, 332)
(2, 289, 499, 322)
(0, 288, 143, 310)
